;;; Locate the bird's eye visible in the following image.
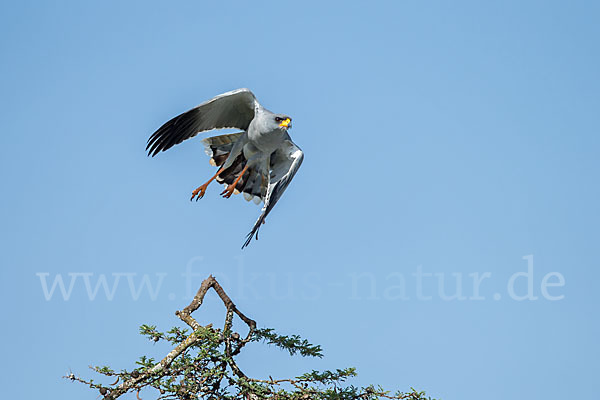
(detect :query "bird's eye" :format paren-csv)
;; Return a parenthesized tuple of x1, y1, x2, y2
(275, 117, 282, 122)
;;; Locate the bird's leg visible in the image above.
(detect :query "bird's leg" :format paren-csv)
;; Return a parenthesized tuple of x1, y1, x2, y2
(220, 164, 249, 199)
(190, 167, 224, 201)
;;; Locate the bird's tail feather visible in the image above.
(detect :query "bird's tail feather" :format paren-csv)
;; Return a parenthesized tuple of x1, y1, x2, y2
(201, 132, 244, 167)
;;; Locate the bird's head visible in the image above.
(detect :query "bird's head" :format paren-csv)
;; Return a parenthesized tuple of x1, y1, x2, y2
(273, 115, 292, 131)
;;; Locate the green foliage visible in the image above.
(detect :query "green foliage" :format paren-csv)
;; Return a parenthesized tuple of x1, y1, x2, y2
(66, 276, 436, 399)
(140, 324, 190, 345)
(69, 322, 435, 400)
(296, 368, 356, 384)
(252, 328, 323, 357)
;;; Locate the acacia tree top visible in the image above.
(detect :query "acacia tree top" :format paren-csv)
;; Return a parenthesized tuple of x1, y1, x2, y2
(66, 275, 434, 400)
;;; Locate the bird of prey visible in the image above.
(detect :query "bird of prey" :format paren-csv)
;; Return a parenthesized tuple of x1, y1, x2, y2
(146, 88, 304, 248)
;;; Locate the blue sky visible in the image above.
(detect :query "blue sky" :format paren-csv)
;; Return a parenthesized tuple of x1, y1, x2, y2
(1, 1, 599, 399)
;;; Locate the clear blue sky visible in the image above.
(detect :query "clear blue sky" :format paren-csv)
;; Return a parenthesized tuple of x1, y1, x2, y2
(1, 1, 599, 399)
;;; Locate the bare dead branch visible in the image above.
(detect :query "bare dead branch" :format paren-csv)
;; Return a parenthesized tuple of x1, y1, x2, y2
(101, 275, 256, 400)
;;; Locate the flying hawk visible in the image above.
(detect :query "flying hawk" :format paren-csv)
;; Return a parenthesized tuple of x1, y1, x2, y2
(147, 88, 304, 248)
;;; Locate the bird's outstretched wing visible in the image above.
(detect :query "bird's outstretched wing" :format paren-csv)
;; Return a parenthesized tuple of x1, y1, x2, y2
(147, 88, 258, 156)
(242, 139, 304, 248)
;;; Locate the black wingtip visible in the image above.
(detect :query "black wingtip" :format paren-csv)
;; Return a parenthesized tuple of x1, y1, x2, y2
(148, 149, 159, 157)
(145, 137, 158, 157)
(241, 229, 260, 249)
(241, 234, 252, 250)
(146, 138, 162, 157)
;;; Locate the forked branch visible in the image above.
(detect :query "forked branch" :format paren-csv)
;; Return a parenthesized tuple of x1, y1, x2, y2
(66, 275, 432, 400)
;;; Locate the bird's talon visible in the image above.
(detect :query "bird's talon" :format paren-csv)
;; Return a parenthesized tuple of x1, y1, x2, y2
(191, 185, 209, 201)
(220, 184, 236, 198)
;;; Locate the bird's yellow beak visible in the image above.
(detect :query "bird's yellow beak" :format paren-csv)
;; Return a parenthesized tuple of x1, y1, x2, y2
(279, 118, 291, 128)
